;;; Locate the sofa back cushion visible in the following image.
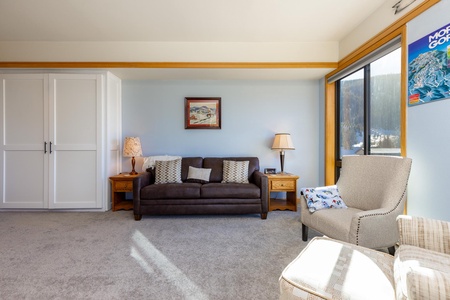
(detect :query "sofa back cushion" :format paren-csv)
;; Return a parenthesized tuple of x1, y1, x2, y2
(181, 157, 204, 181)
(147, 157, 203, 183)
(203, 157, 259, 183)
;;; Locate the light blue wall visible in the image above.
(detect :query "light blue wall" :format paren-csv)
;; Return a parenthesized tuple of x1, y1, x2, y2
(122, 79, 322, 190)
(407, 0, 450, 221)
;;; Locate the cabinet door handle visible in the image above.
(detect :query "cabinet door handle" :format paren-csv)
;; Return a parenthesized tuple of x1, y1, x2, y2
(44, 142, 47, 154)
(49, 142, 52, 154)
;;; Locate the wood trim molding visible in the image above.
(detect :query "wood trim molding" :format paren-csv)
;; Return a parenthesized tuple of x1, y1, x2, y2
(329, 0, 441, 77)
(0, 61, 338, 69)
(400, 25, 408, 158)
(325, 81, 336, 186)
(324, 0, 440, 184)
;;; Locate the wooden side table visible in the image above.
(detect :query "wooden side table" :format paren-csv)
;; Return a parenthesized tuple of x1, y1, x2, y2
(109, 173, 140, 211)
(266, 173, 299, 211)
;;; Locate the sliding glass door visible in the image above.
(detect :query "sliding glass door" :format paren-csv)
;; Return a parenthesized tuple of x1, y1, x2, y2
(336, 48, 401, 174)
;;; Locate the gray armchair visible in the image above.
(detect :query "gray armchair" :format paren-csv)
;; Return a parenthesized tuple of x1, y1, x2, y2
(300, 155, 412, 253)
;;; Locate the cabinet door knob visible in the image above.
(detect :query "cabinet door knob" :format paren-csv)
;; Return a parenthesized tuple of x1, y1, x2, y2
(44, 141, 47, 154)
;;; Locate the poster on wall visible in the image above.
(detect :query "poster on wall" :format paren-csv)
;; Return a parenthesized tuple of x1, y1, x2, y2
(408, 22, 450, 106)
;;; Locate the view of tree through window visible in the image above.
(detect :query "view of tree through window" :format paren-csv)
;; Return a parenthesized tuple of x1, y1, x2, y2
(339, 70, 364, 156)
(338, 48, 401, 159)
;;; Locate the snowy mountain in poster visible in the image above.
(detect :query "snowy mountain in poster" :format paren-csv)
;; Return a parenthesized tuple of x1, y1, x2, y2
(408, 49, 450, 105)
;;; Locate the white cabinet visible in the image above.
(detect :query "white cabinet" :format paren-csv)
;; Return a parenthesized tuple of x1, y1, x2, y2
(0, 72, 121, 210)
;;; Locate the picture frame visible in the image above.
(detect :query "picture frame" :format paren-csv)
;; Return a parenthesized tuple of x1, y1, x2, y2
(185, 97, 221, 129)
(264, 168, 276, 174)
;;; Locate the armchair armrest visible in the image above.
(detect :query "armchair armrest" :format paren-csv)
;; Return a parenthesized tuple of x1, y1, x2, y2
(397, 215, 450, 254)
(349, 207, 403, 249)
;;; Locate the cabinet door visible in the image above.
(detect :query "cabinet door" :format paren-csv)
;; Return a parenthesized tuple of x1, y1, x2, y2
(48, 74, 102, 209)
(0, 74, 49, 208)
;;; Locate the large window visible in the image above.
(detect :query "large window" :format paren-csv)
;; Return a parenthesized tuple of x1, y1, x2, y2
(337, 48, 401, 165)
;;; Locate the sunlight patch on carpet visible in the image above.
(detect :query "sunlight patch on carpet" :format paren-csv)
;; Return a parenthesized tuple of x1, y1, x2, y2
(131, 230, 208, 300)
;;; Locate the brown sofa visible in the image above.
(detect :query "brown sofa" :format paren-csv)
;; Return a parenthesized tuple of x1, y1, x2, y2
(133, 157, 268, 220)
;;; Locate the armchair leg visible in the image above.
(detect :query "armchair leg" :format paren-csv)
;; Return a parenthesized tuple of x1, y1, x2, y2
(388, 246, 396, 256)
(302, 224, 308, 241)
(261, 213, 267, 219)
(134, 214, 142, 221)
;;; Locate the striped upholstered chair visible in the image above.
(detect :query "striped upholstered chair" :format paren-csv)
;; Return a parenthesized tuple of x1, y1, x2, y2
(279, 215, 450, 299)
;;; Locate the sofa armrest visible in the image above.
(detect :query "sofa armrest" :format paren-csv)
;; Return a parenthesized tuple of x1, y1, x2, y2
(133, 172, 151, 211)
(253, 171, 268, 214)
(397, 215, 450, 254)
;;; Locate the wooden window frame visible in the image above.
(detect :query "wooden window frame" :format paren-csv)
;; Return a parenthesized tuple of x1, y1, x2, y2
(324, 0, 440, 185)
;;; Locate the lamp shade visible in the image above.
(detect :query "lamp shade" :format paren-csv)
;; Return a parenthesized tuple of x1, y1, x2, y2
(123, 137, 143, 157)
(272, 133, 295, 150)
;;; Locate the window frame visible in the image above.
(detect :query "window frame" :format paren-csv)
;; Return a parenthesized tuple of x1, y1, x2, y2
(325, 26, 409, 185)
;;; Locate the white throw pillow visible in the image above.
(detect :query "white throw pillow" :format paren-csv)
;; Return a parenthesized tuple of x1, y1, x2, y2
(155, 158, 182, 184)
(221, 160, 249, 184)
(186, 166, 211, 183)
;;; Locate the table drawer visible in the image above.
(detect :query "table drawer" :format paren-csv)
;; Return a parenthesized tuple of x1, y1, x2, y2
(271, 180, 295, 191)
(114, 181, 133, 192)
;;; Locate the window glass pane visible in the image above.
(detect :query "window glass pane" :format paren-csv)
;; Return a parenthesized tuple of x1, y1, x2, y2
(370, 48, 401, 155)
(339, 69, 364, 157)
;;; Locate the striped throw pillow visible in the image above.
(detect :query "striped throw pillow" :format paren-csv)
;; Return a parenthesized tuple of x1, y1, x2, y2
(221, 160, 249, 183)
(155, 158, 182, 184)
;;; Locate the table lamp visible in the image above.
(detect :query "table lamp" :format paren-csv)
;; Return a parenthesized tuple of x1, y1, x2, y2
(123, 137, 143, 175)
(271, 133, 295, 173)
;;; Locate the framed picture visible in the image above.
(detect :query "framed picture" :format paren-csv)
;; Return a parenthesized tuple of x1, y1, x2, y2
(185, 97, 221, 129)
(264, 168, 276, 174)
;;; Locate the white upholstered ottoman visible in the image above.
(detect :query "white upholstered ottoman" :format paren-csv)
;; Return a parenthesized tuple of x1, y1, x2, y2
(279, 237, 395, 300)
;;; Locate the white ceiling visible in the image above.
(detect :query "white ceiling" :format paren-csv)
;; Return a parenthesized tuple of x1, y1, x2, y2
(0, 0, 389, 80)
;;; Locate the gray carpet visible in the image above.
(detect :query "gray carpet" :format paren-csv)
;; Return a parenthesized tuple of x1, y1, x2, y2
(0, 210, 320, 300)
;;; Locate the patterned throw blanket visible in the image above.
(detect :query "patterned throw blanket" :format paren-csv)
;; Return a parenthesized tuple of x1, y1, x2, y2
(301, 185, 347, 213)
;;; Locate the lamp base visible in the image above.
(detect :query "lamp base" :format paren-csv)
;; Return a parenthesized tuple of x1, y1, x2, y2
(129, 156, 138, 175)
(279, 150, 285, 173)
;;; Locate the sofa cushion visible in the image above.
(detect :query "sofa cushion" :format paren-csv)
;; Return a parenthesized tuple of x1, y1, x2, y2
(186, 166, 211, 183)
(201, 183, 260, 199)
(140, 183, 201, 199)
(155, 158, 182, 184)
(203, 157, 259, 183)
(222, 160, 249, 183)
(394, 245, 450, 300)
